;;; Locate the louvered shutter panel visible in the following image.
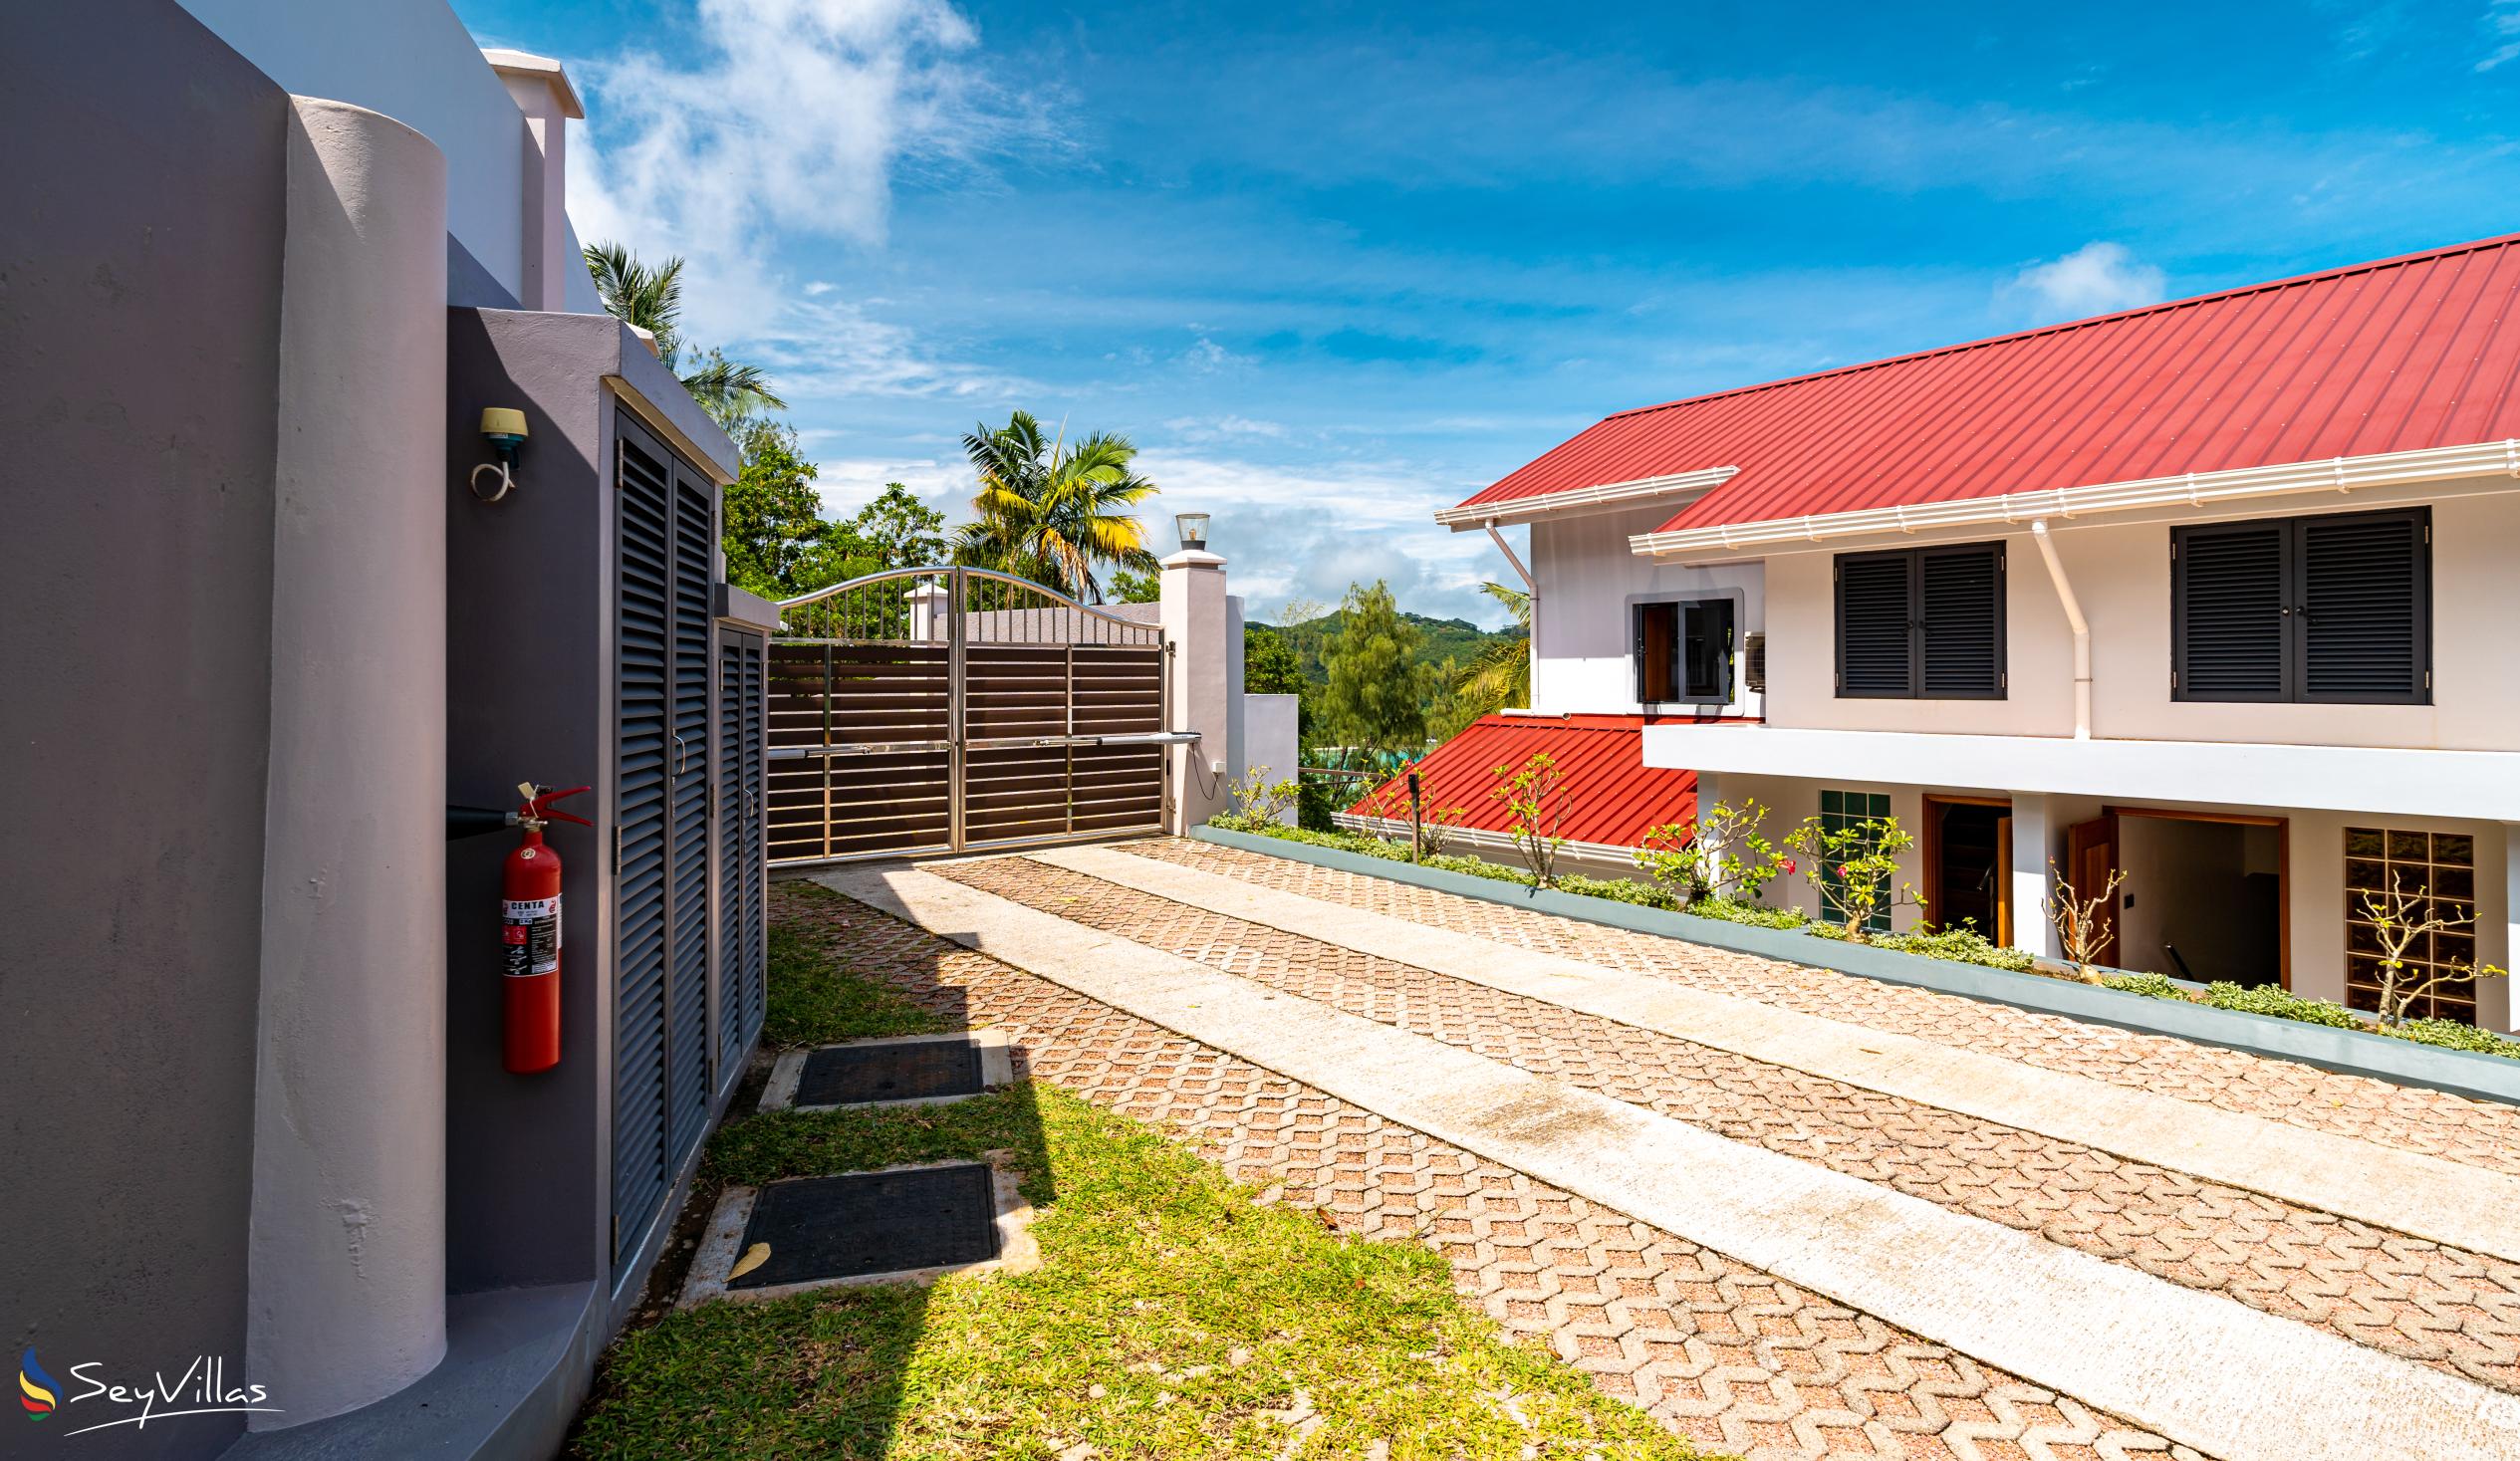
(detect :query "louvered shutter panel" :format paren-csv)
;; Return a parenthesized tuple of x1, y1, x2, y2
(1917, 545, 2004, 697)
(666, 465, 714, 1163)
(738, 633, 767, 1047)
(2300, 509, 2427, 703)
(2175, 522, 2288, 701)
(715, 628, 767, 1076)
(612, 431, 673, 1266)
(1836, 552, 1915, 696)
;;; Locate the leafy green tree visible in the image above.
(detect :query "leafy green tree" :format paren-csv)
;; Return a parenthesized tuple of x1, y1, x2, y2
(1317, 580, 1434, 767)
(951, 410, 1160, 601)
(1450, 582, 1532, 719)
(720, 420, 874, 598)
(851, 483, 948, 570)
(1111, 569, 1161, 605)
(583, 242, 785, 425)
(1244, 625, 1305, 695)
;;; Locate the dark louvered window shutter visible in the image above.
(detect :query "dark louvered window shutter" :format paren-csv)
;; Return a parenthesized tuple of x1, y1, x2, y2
(1836, 551, 1916, 697)
(2174, 522, 2286, 700)
(612, 428, 673, 1266)
(2299, 510, 2427, 703)
(1918, 545, 2005, 698)
(2175, 508, 2427, 705)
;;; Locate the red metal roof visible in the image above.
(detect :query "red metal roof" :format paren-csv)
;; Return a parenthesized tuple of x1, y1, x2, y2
(1343, 714, 1705, 850)
(1452, 233, 2520, 534)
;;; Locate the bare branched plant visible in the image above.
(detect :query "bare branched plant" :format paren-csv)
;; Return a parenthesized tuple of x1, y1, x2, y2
(2044, 857, 2128, 984)
(2357, 872, 2511, 1026)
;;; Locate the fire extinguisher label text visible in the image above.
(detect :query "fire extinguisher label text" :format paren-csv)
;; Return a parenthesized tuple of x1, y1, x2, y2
(502, 895, 561, 977)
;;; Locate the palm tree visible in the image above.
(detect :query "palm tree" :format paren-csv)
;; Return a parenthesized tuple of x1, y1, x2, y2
(951, 410, 1160, 602)
(582, 242, 785, 425)
(1451, 582, 1532, 718)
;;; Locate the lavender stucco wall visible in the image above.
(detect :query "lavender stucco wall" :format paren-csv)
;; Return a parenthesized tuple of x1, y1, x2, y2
(0, 3, 288, 1457)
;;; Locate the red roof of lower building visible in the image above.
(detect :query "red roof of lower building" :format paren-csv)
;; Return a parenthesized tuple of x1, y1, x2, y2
(1343, 714, 1710, 850)
(1450, 232, 2520, 534)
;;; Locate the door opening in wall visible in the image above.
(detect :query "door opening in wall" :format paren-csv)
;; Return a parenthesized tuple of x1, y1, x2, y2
(1923, 797, 2011, 946)
(2103, 808, 2289, 988)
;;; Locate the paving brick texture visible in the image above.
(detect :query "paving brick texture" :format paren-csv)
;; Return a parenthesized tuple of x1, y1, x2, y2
(778, 879, 2203, 1461)
(933, 854, 2520, 1398)
(1123, 837, 2520, 1176)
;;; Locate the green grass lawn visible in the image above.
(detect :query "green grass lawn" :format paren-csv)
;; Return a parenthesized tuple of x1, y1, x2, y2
(571, 890, 1715, 1461)
(761, 914, 952, 1047)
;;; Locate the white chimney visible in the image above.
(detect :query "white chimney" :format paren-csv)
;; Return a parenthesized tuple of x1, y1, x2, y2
(482, 49, 585, 313)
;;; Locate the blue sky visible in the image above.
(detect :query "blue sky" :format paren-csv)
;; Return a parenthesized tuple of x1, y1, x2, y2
(456, 0, 2520, 624)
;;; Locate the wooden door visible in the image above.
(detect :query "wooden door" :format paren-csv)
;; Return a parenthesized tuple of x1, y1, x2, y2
(1994, 814, 2013, 947)
(2065, 813, 2120, 969)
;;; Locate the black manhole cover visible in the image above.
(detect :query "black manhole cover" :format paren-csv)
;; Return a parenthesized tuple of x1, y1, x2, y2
(729, 1165, 999, 1289)
(797, 1039, 985, 1106)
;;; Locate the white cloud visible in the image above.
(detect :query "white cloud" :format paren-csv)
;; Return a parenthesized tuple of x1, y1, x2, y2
(807, 454, 967, 519)
(2479, 0, 2520, 70)
(1159, 413, 1288, 443)
(2001, 241, 2167, 324)
(566, 0, 1053, 342)
(1127, 449, 1513, 624)
(747, 297, 1037, 401)
(1180, 335, 1255, 373)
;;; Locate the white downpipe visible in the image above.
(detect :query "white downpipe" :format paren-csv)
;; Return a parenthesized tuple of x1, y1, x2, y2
(2029, 519, 2091, 740)
(1483, 520, 1537, 599)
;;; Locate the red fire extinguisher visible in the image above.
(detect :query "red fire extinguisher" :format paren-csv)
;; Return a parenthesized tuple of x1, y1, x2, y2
(503, 782, 590, 1074)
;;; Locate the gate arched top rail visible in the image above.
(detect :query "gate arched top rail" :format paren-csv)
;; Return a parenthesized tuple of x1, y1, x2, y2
(774, 564, 1163, 647)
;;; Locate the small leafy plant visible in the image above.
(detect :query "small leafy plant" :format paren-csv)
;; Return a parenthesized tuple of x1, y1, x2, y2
(1635, 799, 1791, 907)
(1489, 753, 1566, 888)
(1212, 765, 1300, 832)
(1783, 813, 1923, 944)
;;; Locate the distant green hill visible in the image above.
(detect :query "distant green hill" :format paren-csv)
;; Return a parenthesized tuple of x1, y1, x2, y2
(1255, 609, 1524, 686)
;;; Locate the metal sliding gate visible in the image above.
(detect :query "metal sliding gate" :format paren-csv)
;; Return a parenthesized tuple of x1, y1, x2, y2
(765, 567, 1184, 865)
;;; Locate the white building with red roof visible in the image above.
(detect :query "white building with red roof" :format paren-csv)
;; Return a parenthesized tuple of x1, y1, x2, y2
(1437, 232, 2520, 1032)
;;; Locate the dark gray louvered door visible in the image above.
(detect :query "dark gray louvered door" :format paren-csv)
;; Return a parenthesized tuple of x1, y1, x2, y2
(716, 628, 767, 1079)
(2175, 508, 2426, 704)
(2299, 509, 2427, 703)
(666, 461, 714, 1161)
(1917, 544, 2004, 698)
(2173, 521, 2286, 701)
(1836, 551, 1916, 696)
(612, 426, 674, 1266)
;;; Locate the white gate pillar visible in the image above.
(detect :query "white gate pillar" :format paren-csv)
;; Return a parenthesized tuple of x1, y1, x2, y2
(1159, 547, 1231, 832)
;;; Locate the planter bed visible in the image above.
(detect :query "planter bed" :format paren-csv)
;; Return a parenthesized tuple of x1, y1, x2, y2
(1191, 825, 2520, 1108)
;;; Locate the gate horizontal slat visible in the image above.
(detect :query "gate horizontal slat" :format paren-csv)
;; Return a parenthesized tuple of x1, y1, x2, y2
(767, 570, 1168, 864)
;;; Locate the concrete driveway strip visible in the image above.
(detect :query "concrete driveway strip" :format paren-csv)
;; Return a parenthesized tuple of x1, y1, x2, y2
(829, 863, 2520, 1461)
(1049, 843, 2520, 1264)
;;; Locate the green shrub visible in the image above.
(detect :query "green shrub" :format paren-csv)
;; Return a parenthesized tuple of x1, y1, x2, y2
(2204, 981, 2360, 1028)
(2101, 971, 2185, 1000)
(1682, 897, 1811, 931)
(1558, 873, 1680, 909)
(2379, 1017, 2520, 1060)
(1873, 924, 2038, 973)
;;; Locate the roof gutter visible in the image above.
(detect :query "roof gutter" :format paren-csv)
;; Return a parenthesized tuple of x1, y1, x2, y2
(1626, 439, 2520, 560)
(1436, 465, 1739, 530)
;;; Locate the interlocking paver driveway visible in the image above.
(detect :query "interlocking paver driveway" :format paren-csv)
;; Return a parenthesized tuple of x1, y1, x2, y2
(779, 879, 2203, 1461)
(933, 853, 2520, 1396)
(1125, 837, 2520, 1173)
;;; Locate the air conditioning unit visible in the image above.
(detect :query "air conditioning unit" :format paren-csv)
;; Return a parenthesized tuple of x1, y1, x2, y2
(1743, 631, 1767, 694)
